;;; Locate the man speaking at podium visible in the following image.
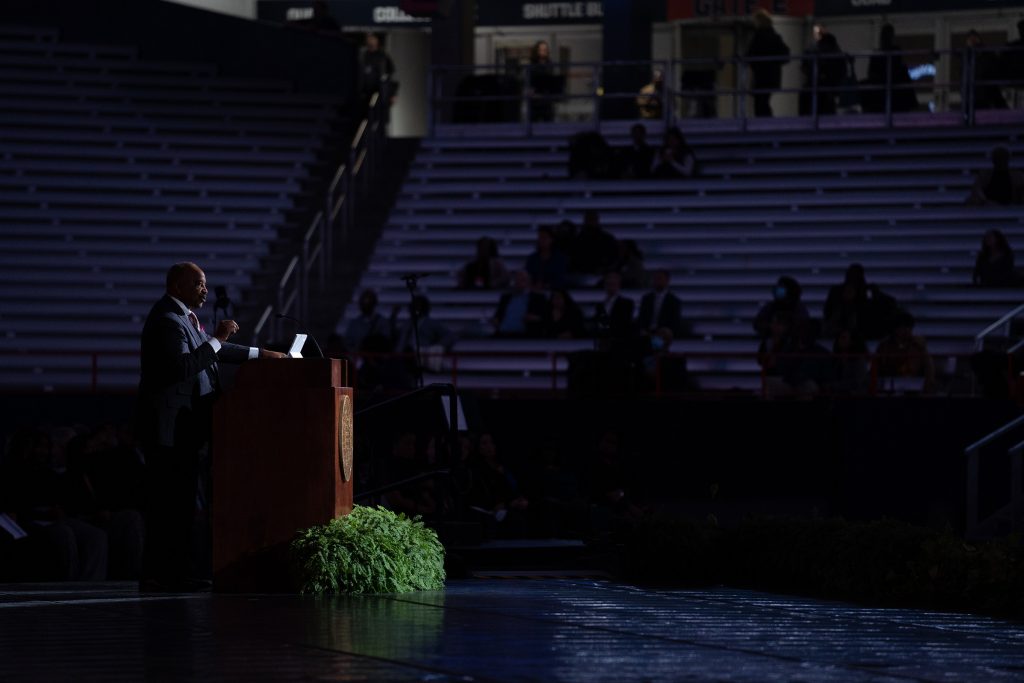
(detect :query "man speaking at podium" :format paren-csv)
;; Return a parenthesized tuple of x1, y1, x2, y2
(137, 262, 286, 591)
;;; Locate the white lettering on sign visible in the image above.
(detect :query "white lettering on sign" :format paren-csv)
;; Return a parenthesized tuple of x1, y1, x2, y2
(286, 7, 314, 21)
(372, 6, 430, 23)
(522, 2, 603, 21)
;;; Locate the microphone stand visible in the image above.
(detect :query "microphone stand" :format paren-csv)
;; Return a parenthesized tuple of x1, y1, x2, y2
(401, 274, 425, 389)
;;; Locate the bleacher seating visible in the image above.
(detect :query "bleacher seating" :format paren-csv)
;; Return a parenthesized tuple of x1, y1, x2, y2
(338, 120, 1024, 392)
(0, 25, 346, 390)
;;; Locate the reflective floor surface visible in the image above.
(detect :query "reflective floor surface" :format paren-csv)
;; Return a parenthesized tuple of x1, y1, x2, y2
(2, 579, 1024, 682)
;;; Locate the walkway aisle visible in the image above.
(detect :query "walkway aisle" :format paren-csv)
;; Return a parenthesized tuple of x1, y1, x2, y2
(2, 580, 1023, 681)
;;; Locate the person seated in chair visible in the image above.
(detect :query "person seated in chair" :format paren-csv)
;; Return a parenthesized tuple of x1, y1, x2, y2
(492, 270, 547, 338)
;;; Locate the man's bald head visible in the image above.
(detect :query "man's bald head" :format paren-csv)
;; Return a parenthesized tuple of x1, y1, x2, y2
(166, 262, 208, 309)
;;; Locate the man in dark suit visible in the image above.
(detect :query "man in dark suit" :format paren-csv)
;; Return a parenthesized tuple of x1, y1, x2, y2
(637, 269, 687, 337)
(137, 262, 285, 591)
(492, 270, 547, 337)
(594, 270, 635, 341)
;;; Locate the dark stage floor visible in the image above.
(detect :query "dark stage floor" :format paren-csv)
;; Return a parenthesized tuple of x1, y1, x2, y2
(2, 579, 1024, 682)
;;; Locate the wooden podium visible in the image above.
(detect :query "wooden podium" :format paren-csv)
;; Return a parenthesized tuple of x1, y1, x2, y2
(212, 358, 353, 591)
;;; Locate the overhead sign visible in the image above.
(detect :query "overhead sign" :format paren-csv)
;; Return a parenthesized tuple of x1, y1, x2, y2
(477, 1, 665, 26)
(814, 0, 1024, 15)
(666, 0, 816, 19)
(256, 1, 430, 26)
(478, 1, 604, 24)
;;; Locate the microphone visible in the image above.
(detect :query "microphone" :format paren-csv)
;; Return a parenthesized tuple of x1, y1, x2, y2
(275, 313, 325, 358)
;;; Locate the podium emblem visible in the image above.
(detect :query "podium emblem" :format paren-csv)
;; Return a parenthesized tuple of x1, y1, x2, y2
(338, 393, 354, 482)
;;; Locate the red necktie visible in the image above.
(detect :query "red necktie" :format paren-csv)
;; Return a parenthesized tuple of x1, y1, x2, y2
(188, 311, 202, 333)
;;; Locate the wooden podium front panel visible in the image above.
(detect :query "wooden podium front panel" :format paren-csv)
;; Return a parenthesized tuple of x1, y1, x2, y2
(212, 359, 352, 586)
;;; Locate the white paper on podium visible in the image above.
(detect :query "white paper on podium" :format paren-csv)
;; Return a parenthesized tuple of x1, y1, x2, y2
(287, 333, 307, 358)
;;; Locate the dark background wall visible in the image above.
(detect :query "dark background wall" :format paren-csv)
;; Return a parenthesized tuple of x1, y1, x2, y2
(3, 0, 358, 98)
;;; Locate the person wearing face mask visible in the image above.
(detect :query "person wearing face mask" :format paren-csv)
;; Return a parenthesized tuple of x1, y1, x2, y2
(638, 327, 690, 394)
(137, 262, 286, 592)
(753, 276, 810, 341)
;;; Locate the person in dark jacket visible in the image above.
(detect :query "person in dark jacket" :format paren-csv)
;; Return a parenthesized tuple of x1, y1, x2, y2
(492, 270, 548, 337)
(361, 33, 396, 108)
(747, 9, 791, 117)
(823, 264, 899, 340)
(800, 31, 848, 116)
(618, 123, 655, 179)
(528, 40, 561, 122)
(973, 229, 1018, 287)
(543, 289, 586, 339)
(968, 146, 1024, 206)
(753, 276, 809, 340)
(636, 269, 687, 338)
(864, 24, 917, 113)
(651, 127, 698, 179)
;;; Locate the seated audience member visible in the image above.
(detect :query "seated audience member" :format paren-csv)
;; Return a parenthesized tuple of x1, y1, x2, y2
(758, 313, 829, 398)
(524, 226, 568, 290)
(64, 425, 145, 579)
(570, 210, 618, 279)
(973, 229, 1018, 287)
(543, 288, 586, 339)
(458, 236, 509, 290)
(753, 276, 809, 340)
(594, 270, 635, 341)
(466, 433, 530, 538)
(609, 239, 647, 289)
(344, 289, 390, 352)
(394, 295, 456, 370)
(823, 264, 899, 339)
(586, 431, 645, 526)
(651, 127, 697, 179)
(967, 146, 1024, 206)
(618, 123, 654, 179)
(492, 270, 547, 337)
(636, 268, 686, 337)
(521, 442, 585, 538)
(830, 328, 870, 394)
(382, 432, 436, 517)
(638, 327, 690, 393)
(636, 69, 664, 119)
(874, 311, 936, 393)
(552, 218, 577, 255)
(1, 427, 108, 581)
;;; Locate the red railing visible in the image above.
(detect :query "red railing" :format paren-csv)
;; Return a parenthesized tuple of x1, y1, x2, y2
(5, 349, 1005, 399)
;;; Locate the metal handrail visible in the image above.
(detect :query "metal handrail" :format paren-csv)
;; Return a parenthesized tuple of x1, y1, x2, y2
(966, 414, 1024, 538)
(965, 413, 1024, 454)
(253, 90, 388, 345)
(429, 45, 1024, 134)
(974, 302, 1024, 351)
(0, 348, 1001, 397)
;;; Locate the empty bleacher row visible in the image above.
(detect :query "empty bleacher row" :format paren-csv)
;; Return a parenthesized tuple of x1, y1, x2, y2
(339, 121, 1024, 392)
(0, 25, 347, 390)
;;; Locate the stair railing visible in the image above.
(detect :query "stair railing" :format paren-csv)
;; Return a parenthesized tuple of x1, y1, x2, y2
(966, 414, 1024, 538)
(974, 303, 1024, 352)
(254, 92, 388, 345)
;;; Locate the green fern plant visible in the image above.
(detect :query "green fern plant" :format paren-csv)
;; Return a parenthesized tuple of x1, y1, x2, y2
(290, 505, 446, 594)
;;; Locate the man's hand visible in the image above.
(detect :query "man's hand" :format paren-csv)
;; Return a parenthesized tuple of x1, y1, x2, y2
(214, 319, 240, 342)
(259, 349, 288, 359)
